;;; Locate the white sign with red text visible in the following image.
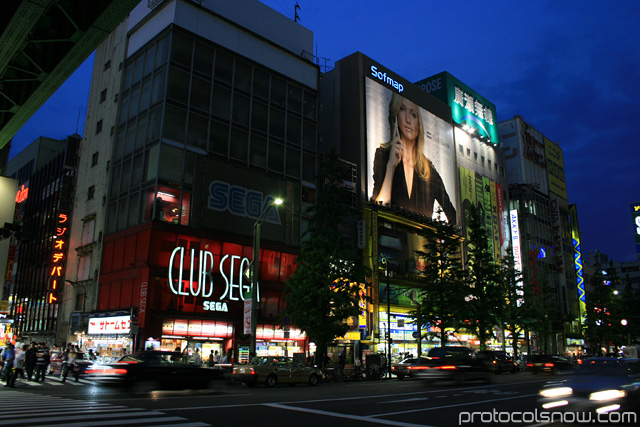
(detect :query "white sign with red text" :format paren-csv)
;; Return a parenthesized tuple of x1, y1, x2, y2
(88, 315, 131, 335)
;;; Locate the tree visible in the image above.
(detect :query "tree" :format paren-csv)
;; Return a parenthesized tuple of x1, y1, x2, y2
(283, 153, 369, 367)
(464, 205, 503, 351)
(495, 246, 525, 359)
(414, 217, 466, 346)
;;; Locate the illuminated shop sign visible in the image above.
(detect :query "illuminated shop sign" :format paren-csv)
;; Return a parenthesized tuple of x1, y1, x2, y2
(208, 181, 281, 225)
(370, 65, 404, 93)
(162, 319, 233, 338)
(15, 184, 28, 203)
(48, 212, 69, 304)
(88, 315, 131, 334)
(510, 209, 524, 306)
(168, 247, 259, 313)
(415, 72, 499, 145)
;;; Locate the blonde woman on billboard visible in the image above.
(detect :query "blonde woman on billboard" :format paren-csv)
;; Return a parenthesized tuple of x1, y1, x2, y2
(371, 92, 456, 224)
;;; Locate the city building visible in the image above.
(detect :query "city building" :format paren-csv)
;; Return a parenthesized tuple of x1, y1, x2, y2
(320, 53, 509, 362)
(6, 135, 80, 344)
(499, 115, 583, 355)
(59, 0, 320, 360)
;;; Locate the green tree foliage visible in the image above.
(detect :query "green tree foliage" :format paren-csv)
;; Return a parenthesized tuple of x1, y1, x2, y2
(464, 205, 503, 350)
(283, 153, 368, 367)
(414, 218, 466, 346)
(495, 246, 524, 359)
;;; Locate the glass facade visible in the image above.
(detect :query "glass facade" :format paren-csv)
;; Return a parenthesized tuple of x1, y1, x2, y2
(107, 27, 318, 235)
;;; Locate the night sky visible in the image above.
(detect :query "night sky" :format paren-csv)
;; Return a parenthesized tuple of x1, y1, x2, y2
(9, 0, 640, 262)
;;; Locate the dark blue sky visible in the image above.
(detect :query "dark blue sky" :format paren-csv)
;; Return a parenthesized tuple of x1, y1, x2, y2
(10, 0, 640, 262)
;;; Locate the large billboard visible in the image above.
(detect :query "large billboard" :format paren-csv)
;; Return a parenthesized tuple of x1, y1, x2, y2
(365, 76, 457, 224)
(416, 72, 499, 145)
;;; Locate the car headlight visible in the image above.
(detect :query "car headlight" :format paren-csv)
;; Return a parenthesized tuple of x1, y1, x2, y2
(590, 390, 626, 401)
(540, 387, 573, 398)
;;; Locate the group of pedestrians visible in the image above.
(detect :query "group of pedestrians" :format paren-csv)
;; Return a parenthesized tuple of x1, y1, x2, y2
(0, 341, 90, 388)
(1, 342, 52, 387)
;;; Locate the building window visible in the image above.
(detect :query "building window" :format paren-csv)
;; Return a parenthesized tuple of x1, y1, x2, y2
(87, 185, 95, 200)
(91, 152, 99, 167)
(104, 60, 111, 71)
(100, 89, 107, 103)
(96, 120, 103, 135)
(114, 93, 119, 103)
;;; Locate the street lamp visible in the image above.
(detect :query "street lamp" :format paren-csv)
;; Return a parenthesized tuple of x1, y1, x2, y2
(249, 198, 283, 358)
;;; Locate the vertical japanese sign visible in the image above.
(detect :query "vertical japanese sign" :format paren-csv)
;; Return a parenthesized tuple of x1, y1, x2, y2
(510, 209, 524, 306)
(49, 212, 69, 304)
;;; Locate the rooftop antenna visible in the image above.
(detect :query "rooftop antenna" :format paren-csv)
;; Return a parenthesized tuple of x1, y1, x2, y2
(294, 2, 300, 22)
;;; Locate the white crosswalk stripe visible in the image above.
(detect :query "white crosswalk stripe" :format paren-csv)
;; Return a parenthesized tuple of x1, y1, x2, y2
(9, 376, 96, 387)
(0, 390, 210, 426)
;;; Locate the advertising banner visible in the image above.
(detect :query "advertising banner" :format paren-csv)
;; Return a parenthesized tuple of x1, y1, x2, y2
(475, 173, 485, 229)
(482, 177, 493, 243)
(458, 166, 476, 240)
(544, 137, 568, 200)
(510, 209, 524, 306)
(415, 72, 499, 145)
(631, 202, 640, 256)
(365, 77, 457, 224)
(490, 181, 500, 261)
(496, 183, 507, 253)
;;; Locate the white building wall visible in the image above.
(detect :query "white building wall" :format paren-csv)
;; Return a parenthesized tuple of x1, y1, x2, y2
(62, 19, 129, 338)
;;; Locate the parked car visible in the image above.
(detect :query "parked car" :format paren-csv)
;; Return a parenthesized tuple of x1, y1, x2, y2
(85, 351, 230, 394)
(391, 357, 431, 380)
(539, 357, 640, 416)
(476, 350, 517, 374)
(49, 351, 93, 379)
(527, 354, 574, 375)
(233, 356, 322, 387)
(415, 346, 492, 384)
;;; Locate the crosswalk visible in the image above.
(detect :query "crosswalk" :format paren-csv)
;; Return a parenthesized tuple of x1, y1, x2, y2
(0, 390, 210, 426)
(8, 375, 96, 387)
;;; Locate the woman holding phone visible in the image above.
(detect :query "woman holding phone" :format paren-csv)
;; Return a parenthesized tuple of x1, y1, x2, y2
(371, 92, 456, 224)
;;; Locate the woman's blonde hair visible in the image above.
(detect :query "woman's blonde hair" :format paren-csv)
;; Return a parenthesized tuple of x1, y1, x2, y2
(381, 92, 431, 180)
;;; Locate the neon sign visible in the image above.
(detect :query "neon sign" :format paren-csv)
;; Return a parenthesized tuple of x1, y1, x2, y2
(15, 185, 28, 203)
(370, 65, 404, 93)
(510, 209, 524, 306)
(168, 247, 259, 312)
(48, 212, 69, 304)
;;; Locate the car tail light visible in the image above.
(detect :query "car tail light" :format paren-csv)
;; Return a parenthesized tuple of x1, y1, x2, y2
(544, 363, 554, 367)
(526, 363, 533, 367)
(436, 365, 457, 370)
(85, 368, 128, 375)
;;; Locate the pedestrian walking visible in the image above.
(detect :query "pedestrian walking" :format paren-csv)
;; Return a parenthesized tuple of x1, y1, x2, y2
(192, 348, 202, 366)
(25, 343, 37, 381)
(6, 345, 26, 388)
(34, 346, 49, 382)
(1, 343, 15, 381)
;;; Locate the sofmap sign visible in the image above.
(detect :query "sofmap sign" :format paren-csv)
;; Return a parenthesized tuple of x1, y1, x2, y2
(168, 247, 260, 313)
(370, 65, 404, 93)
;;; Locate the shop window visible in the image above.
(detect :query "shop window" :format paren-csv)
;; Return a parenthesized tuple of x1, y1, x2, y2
(151, 187, 190, 226)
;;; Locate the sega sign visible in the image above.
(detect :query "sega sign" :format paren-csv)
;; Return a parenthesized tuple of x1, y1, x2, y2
(208, 181, 281, 225)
